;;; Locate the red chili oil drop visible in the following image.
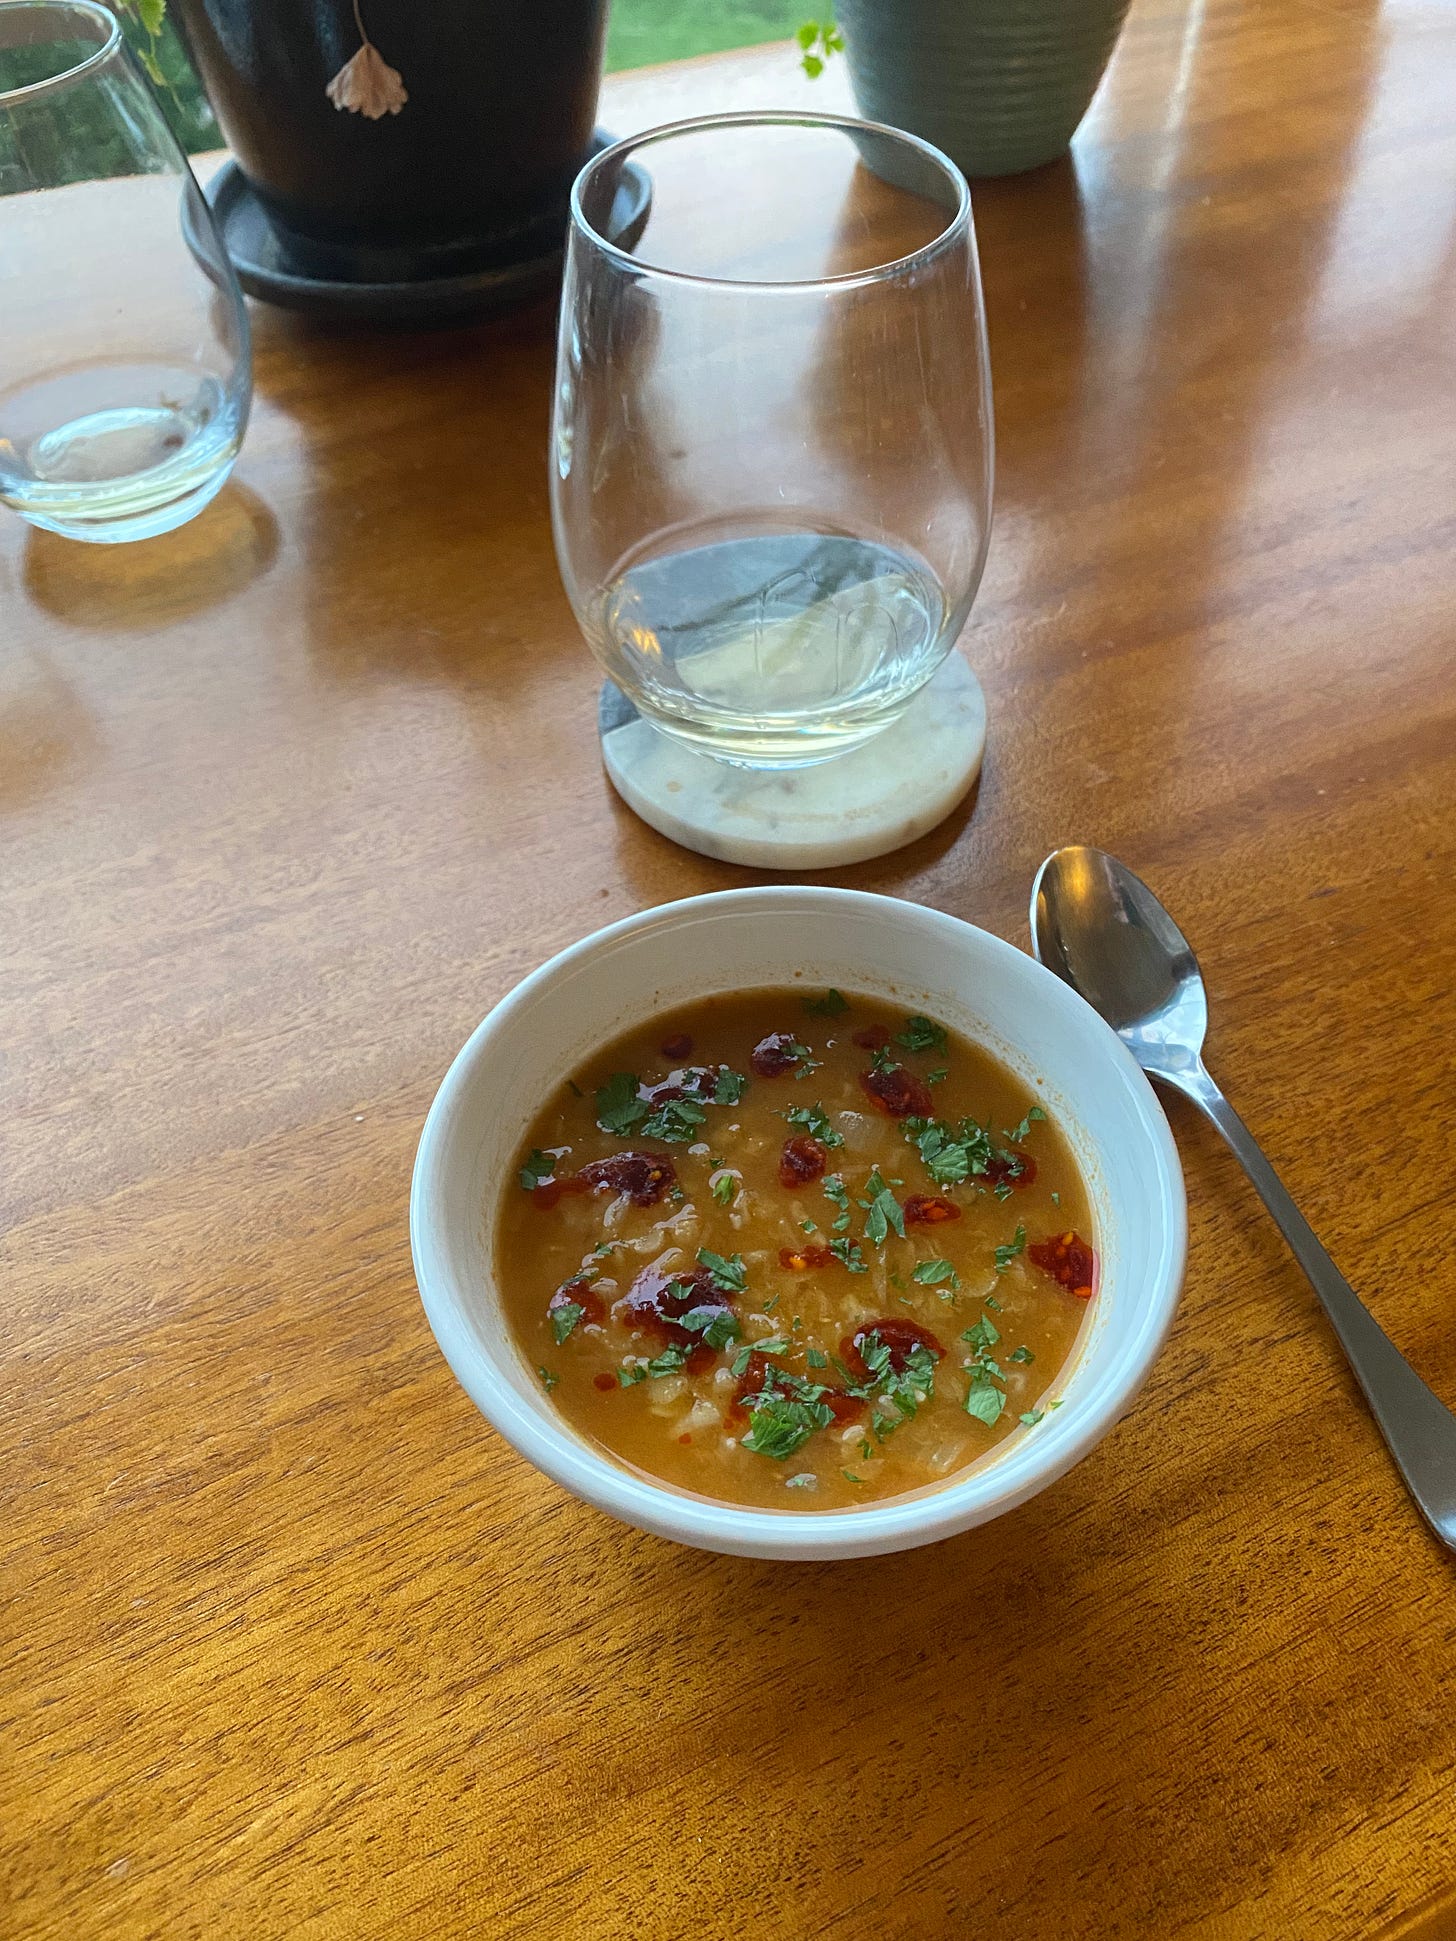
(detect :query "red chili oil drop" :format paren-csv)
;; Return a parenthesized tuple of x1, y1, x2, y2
(859, 1064, 932, 1119)
(778, 1134, 827, 1189)
(1028, 1231, 1096, 1298)
(904, 1194, 961, 1226)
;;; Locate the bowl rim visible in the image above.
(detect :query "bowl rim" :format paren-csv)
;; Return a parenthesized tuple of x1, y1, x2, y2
(411, 886, 1188, 1559)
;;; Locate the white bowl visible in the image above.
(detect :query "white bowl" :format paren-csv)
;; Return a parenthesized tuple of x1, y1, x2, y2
(411, 887, 1186, 1560)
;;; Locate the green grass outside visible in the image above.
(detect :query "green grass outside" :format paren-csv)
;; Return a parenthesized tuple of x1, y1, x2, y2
(102, 1, 808, 154)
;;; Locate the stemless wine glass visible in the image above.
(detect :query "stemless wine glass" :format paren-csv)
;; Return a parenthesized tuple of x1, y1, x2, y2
(0, 0, 251, 543)
(551, 111, 992, 769)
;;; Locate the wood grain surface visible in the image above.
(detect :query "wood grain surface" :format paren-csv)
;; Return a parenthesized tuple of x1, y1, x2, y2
(5, 4, 1456, 1936)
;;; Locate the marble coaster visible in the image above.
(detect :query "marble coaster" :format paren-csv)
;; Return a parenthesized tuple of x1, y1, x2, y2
(598, 655, 986, 870)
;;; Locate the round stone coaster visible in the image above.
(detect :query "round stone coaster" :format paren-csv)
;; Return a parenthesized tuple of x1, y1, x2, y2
(598, 655, 986, 870)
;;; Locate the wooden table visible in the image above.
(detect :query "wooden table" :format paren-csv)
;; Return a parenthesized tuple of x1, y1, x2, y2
(6, 4, 1456, 1934)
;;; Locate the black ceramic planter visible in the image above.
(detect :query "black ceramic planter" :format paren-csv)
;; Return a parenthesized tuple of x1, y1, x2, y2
(173, 0, 608, 286)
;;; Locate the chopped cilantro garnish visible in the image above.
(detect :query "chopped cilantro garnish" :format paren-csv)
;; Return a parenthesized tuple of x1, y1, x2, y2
(854, 1335, 937, 1441)
(927, 1066, 949, 1085)
(1009, 1345, 1035, 1365)
(711, 1172, 738, 1207)
(869, 1044, 898, 1074)
(550, 1300, 585, 1345)
(828, 1236, 867, 1273)
(519, 1148, 558, 1191)
(785, 1472, 817, 1489)
(1003, 1105, 1046, 1145)
(641, 1097, 707, 1142)
(783, 1101, 844, 1148)
(962, 1314, 1001, 1353)
(896, 1014, 948, 1055)
(913, 1259, 961, 1290)
(905, 1113, 993, 1188)
(537, 1366, 559, 1390)
(823, 1173, 852, 1231)
(620, 1344, 691, 1385)
(617, 1363, 646, 1387)
(1019, 1409, 1045, 1427)
(763, 1294, 779, 1313)
(859, 1169, 906, 1246)
(713, 1067, 748, 1105)
(595, 1071, 647, 1135)
(843, 1469, 866, 1484)
(859, 1439, 873, 1460)
(752, 1336, 792, 1356)
(802, 988, 849, 1017)
(964, 1376, 1005, 1426)
(984, 1294, 1002, 1311)
(788, 1039, 822, 1079)
(743, 1391, 834, 1460)
(1050, 1398, 1064, 1409)
(697, 1248, 747, 1294)
(680, 1306, 741, 1350)
(994, 1225, 1028, 1274)
(800, 1219, 817, 1234)
(806, 1347, 828, 1369)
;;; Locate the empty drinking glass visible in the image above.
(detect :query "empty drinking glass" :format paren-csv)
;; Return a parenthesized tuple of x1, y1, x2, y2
(0, 0, 251, 543)
(551, 112, 992, 769)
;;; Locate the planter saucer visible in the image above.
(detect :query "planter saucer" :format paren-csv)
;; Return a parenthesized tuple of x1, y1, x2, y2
(190, 129, 650, 324)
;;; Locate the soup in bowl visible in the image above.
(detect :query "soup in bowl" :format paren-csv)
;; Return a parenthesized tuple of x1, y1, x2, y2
(411, 888, 1186, 1560)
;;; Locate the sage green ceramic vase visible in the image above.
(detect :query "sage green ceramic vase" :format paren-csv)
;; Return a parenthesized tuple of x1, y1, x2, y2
(837, 0, 1132, 177)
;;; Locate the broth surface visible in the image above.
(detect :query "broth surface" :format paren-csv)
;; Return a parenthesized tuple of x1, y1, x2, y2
(497, 989, 1097, 1512)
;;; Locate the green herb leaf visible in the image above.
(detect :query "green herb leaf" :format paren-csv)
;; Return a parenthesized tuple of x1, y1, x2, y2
(964, 1379, 1005, 1427)
(842, 1469, 865, 1483)
(617, 1363, 647, 1387)
(595, 1071, 647, 1134)
(869, 1044, 898, 1074)
(713, 1067, 748, 1105)
(644, 1344, 690, 1379)
(788, 1039, 822, 1079)
(861, 1178, 906, 1247)
(806, 1347, 828, 1369)
(1009, 1345, 1035, 1365)
(800, 1219, 817, 1234)
(711, 1172, 738, 1207)
(823, 1174, 852, 1232)
(762, 1294, 779, 1314)
(913, 1259, 961, 1289)
(680, 1306, 741, 1350)
(797, 19, 819, 49)
(641, 1097, 707, 1142)
(828, 1237, 867, 1273)
(1003, 1105, 1047, 1146)
(784, 1102, 844, 1148)
(538, 1366, 559, 1391)
(519, 1148, 558, 1191)
(550, 1300, 585, 1345)
(896, 1015, 948, 1055)
(802, 988, 848, 1017)
(927, 1067, 950, 1085)
(994, 1225, 1028, 1274)
(743, 1392, 834, 1460)
(697, 1248, 748, 1294)
(752, 1336, 792, 1356)
(1019, 1409, 1045, 1427)
(962, 1314, 1001, 1353)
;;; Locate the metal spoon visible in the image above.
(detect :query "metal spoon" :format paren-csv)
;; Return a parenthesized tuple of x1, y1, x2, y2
(1031, 843, 1456, 1552)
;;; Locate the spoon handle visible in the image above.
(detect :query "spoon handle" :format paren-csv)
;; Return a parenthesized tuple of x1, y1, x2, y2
(1164, 1063, 1456, 1551)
